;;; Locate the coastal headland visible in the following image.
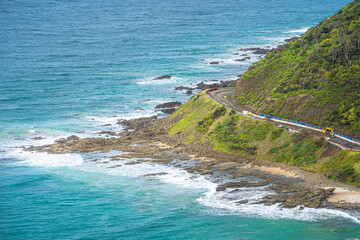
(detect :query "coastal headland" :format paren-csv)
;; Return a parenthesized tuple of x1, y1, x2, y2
(27, 90, 360, 210)
(26, 0, 360, 212)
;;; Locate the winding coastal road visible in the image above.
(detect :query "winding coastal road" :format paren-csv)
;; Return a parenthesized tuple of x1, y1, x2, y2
(208, 88, 360, 151)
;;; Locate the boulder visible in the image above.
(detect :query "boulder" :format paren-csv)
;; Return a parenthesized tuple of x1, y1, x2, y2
(284, 37, 299, 42)
(155, 101, 182, 109)
(153, 75, 171, 80)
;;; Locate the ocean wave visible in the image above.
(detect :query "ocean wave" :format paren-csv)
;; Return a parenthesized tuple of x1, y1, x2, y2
(8, 149, 83, 167)
(135, 76, 183, 85)
(285, 27, 310, 33)
(70, 154, 360, 224)
(197, 182, 360, 224)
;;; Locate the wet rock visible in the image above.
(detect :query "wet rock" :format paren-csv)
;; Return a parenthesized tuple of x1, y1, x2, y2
(33, 136, 45, 140)
(237, 47, 274, 55)
(216, 181, 267, 191)
(153, 75, 171, 80)
(196, 80, 236, 90)
(235, 58, 247, 62)
(175, 86, 195, 91)
(67, 135, 80, 141)
(282, 188, 335, 209)
(209, 61, 220, 65)
(236, 199, 249, 205)
(155, 101, 182, 109)
(96, 131, 118, 136)
(158, 108, 177, 114)
(141, 172, 168, 177)
(185, 90, 193, 95)
(284, 37, 299, 42)
(201, 169, 213, 175)
(124, 161, 142, 165)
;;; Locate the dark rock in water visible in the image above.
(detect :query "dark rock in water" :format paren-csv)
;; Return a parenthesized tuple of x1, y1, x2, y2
(153, 75, 171, 80)
(216, 181, 267, 191)
(101, 124, 112, 127)
(67, 135, 80, 141)
(196, 80, 237, 90)
(209, 61, 220, 65)
(284, 37, 299, 42)
(234, 53, 240, 55)
(236, 199, 249, 205)
(55, 138, 66, 144)
(237, 47, 274, 55)
(185, 90, 193, 95)
(237, 74, 242, 78)
(33, 136, 45, 140)
(125, 161, 142, 165)
(117, 119, 132, 128)
(175, 86, 195, 91)
(155, 101, 182, 109)
(141, 172, 168, 177)
(264, 185, 335, 209)
(158, 108, 177, 114)
(175, 79, 236, 93)
(96, 131, 118, 136)
(235, 58, 247, 62)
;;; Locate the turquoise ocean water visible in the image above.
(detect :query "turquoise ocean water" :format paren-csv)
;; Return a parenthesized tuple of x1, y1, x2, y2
(1, 0, 360, 239)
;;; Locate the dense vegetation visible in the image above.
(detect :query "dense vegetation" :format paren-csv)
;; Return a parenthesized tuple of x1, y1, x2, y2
(234, 0, 360, 137)
(168, 92, 360, 186)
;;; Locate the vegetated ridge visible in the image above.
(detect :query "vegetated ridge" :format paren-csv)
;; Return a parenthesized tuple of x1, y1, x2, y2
(168, 91, 360, 186)
(167, 1, 360, 187)
(234, 0, 360, 138)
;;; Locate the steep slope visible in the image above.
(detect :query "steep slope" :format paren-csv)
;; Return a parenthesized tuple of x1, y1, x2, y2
(167, 92, 360, 186)
(234, 0, 360, 138)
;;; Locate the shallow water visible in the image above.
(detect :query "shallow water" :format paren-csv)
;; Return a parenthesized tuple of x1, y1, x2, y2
(1, 0, 360, 239)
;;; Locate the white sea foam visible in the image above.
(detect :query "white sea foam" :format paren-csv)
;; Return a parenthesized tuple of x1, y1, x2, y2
(136, 76, 183, 85)
(85, 110, 156, 124)
(72, 154, 360, 224)
(77, 157, 216, 191)
(197, 184, 360, 224)
(7, 149, 83, 167)
(286, 27, 310, 33)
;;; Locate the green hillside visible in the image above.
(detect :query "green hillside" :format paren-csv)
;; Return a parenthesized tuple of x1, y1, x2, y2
(167, 92, 360, 186)
(234, 0, 360, 138)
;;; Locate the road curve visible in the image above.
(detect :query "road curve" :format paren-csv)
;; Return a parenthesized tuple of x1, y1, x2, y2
(208, 88, 360, 151)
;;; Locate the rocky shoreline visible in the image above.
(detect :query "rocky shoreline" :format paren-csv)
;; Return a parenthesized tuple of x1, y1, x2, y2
(26, 116, 360, 210)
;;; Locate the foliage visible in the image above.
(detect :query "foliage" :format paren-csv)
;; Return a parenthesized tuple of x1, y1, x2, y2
(320, 151, 360, 185)
(268, 132, 326, 167)
(168, 91, 358, 186)
(270, 128, 284, 141)
(197, 106, 226, 133)
(234, 0, 360, 137)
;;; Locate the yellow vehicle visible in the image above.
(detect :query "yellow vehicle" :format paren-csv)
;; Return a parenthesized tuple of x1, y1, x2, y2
(322, 127, 334, 136)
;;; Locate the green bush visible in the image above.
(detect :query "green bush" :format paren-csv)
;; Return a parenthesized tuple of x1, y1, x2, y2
(320, 151, 360, 186)
(270, 128, 284, 141)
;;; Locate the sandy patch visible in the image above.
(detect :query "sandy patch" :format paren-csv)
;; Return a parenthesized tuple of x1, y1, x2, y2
(257, 166, 298, 178)
(151, 142, 172, 149)
(238, 164, 298, 178)
(188, 155, 214, 162)
(326, 187, 360, 203)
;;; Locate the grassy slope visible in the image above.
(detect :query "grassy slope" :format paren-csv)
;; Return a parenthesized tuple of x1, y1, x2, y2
(234, 0, 360, 138)
(168, 92, 360, 186)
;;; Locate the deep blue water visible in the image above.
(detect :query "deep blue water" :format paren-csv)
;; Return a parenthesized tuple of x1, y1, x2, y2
(1, 0, 360, 239)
